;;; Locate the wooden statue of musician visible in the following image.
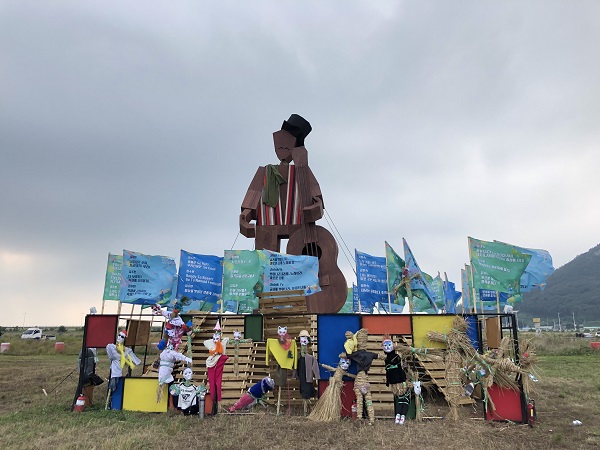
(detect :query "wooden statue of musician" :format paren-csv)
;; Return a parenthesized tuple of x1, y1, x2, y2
(239, 114, 347, 313)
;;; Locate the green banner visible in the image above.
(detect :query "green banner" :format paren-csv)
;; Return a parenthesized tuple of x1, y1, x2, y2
(103, 253, 122, 301)
(469, 237, 532, 295)
(385, 241, 406, 309)
(222, 250, 264, 314)
(338, 287, 354, 313)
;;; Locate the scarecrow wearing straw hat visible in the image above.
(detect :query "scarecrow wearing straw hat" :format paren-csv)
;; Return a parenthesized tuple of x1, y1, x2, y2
(296, 329, 319, 415)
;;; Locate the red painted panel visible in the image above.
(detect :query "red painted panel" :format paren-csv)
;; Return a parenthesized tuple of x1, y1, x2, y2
(318, 379, 356, 417)
(85, 315, 119, 348)
(485, 384, 525, 423)
(361, 315, 412, 335)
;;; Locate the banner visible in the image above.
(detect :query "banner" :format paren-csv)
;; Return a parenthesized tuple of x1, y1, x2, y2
(119, 250, 177, 305)
(468, 237, 532, 294)
(510, 245, 554, 292)
(222, 250, 264, 314)
(103, 253, 123, 301)
(356, 250, 388, 313)
(176, 250, 223, 313)
(402, 239, 439, 312)
(352, 283, 370, 313)
(260, 250, 320, 295)
(385, 241, 406, 310)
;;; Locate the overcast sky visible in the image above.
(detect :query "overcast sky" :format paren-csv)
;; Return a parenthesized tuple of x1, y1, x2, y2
(2, 1, 599, 327)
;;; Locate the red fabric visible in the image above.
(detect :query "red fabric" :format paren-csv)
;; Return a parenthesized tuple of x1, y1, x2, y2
(207, 355, 229, 401)
(230, 393, 254, 411)
(318, 380, 355, 417)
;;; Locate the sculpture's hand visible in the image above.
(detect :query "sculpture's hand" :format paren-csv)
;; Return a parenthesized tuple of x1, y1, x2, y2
(240, 208, 256, 238)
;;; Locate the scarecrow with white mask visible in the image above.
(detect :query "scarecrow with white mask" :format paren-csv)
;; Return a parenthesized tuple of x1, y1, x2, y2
(105, 330, 141, 409)
(169, 367, 207, 415)
(156, 339, 192, 402)
(232, 330, 253, 377)
(308, 353, 355, 422)
(152, 303, 192, 352)
(203, 320, 230, 413)
(265, 325, 298, 414)
(381, 335, 410, 425)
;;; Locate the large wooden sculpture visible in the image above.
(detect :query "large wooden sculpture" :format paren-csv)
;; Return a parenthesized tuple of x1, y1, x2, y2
(240, 115, 347, 313)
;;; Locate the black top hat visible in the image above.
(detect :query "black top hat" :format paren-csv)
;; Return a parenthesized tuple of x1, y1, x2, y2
(281, 114, 312, 146)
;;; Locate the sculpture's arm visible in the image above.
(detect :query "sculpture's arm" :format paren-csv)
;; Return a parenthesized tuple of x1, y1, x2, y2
(240, 166, 265, 238)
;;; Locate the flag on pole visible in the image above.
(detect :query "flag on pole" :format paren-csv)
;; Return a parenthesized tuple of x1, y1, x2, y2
(103, 253, 123, 301)
(260, 250, 320, 295)
(402, 238, 439, 312)
(494, 242, 555, 292)
(222, 250, 264, 314)
(468, 237, 532, 295)
(443, 280, 462, 314)
(176, 250, 223, 313)
(385, 241, 406, 310)
(119, 250, 177, 305)
(461, 266, 472, 311)
(356, 250, 388, 312)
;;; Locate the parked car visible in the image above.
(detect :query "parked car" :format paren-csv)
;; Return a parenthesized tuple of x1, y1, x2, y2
(596, 331, 600, 337)
(582, 332, 593, 338)
(20, 328, 56, 340)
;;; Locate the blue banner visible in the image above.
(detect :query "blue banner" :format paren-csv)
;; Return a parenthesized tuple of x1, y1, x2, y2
(119, 250, 177, 305)
(260, 250, 320, 295)
(355, 250, 388, 312)
(176, 250, 223, 312)
(443, 280, 462, 314)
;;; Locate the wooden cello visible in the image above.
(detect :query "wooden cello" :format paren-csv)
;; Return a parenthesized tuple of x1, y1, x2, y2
(286, 147, 348, 314)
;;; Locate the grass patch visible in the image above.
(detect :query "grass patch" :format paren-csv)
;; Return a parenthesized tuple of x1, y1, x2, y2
(1, 334, 599, 449)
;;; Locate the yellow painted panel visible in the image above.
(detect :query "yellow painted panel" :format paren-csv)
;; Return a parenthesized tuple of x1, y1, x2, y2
(411, 315, 456, 349)
(122, 378, 168, 413)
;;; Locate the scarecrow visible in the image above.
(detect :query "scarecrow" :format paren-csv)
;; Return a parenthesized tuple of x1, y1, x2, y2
(381, 335, 410, 425)
(203, 320, 230, 413)
(169, 367, 207, 415)
(232, 330, 253, 377)
(308, 353, 354, 422)
(265, 325, 298, 414)
(152, 302, 192, 351)
(156, 339, 192, 402)
(229, 376, 275, 412)
(345, 328, 379, 424)
(296, 329, 319, 415)
(105, 330, 141, 409)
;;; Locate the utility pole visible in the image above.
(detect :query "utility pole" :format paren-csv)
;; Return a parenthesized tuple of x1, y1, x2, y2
(573, 312, 576, 331)
(558, 312, 561, 332)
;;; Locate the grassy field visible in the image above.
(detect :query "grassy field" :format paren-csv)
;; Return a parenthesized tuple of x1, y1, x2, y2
(0, 331, 599, 450)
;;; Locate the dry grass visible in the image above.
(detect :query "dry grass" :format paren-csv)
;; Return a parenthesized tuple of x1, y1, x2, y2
(0, 333, 599, 450)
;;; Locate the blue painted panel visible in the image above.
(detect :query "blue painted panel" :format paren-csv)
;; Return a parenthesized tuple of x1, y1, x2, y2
(317, 314, 361, 380)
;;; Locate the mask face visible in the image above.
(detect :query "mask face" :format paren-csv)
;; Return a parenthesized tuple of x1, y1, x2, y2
(233, 331, 242, 340)
(183, 368, 193, 381)
(117, 332, 126, 344)
(382, 340, 394, 353)
(277, 326, 287, 336)
(339, 358, 350, 371)
(299, 336, 309, 346)
(213, 333, 221, 343)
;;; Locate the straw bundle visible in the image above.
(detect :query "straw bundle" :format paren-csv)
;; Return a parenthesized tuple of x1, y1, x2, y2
(308, 355, 352, 422)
